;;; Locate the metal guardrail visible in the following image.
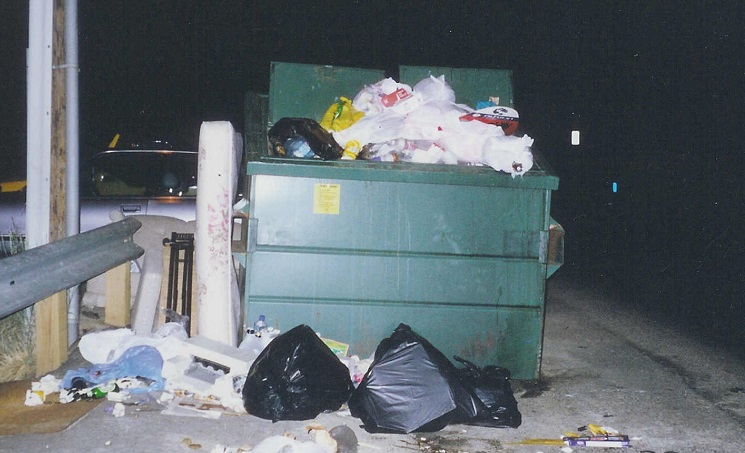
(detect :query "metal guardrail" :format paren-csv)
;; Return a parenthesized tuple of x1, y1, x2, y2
(0, 217, 144, 319)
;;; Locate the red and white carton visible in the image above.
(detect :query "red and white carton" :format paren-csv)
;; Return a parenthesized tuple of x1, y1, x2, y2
(381, 87, 413, 107)
(460, 106, 520, 135)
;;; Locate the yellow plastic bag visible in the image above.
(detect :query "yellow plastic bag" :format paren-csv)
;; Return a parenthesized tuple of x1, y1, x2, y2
(320, 97, 364, 132)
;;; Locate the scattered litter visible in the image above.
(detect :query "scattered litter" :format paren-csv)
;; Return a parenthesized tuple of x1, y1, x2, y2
(32, 374, 61, 395)
(242, 325, 353, 422)
(78, 327, 184, 364)
(210, 444, 252, 453)
(561, 434, 629, 448)
(304, 423, 358, 453)
(182, 438, 203, 449)
(250, 435, 331, 453)
(24, 374, 62, 406)
(349, 323, 521, 434)
(511, 423, 631, 449)
(112, 402, 125, 417)
(61, 345, 165, 396)
(24, 390, 44, 407)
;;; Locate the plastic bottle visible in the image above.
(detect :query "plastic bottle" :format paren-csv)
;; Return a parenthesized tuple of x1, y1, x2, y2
(284, 136, 314, 158)
(253, 315, 267, 337)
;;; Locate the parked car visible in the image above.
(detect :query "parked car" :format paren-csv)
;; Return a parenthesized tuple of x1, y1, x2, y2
(0, 147, 199, 256)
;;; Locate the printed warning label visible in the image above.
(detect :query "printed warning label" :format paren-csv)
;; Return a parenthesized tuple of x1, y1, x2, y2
(313, 183, 341, 215)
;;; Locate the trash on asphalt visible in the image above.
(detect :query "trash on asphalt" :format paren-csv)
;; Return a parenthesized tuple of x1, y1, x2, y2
(242, 324, 354, 421)
(562, 423, 630, 448)
(23, 374, 61, 406)
(348, 323, 521, 434)
(510, 423, 631, 449)
(453, 355, 522, 428)
(35, 316, 521, 436)
(61, 344, 165, 398)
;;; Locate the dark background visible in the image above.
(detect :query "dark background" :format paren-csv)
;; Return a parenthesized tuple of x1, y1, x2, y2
(2, 2, 743, 354)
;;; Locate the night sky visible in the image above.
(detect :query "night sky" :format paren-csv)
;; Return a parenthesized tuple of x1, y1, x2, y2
(2, 2, 744, 352)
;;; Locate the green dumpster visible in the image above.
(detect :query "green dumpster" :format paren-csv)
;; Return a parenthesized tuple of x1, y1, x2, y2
(239, 62, 563, 380)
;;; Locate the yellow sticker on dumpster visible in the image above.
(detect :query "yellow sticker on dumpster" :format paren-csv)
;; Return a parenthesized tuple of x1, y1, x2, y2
(313, 183, 341, 215)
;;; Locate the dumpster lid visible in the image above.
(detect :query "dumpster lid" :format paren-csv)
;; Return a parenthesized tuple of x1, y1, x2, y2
(250, 62, 558, 191)
(247, 151, 558, 191)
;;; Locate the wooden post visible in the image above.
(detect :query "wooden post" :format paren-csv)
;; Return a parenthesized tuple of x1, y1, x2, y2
(105, 262, 131, 327)
(35, 0, 68, 376)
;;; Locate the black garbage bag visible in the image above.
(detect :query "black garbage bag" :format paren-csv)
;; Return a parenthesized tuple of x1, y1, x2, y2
(453, 356, 522, 428)
(268, 117, 343, 160)
(348, 324, 479, 433)
(242, 324, 354, 421)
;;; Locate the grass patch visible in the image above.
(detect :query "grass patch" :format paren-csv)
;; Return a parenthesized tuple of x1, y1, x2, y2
(0, 227, 35, 383)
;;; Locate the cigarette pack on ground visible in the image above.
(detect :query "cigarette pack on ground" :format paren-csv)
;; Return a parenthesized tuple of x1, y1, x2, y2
(562, 435, 630, 448)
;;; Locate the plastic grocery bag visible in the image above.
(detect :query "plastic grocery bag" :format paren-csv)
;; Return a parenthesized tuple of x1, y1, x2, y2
(348, 324, 478, 433)
(320, 97, 365, 132)
(454, 356, 522, 428)
(242, 324, 354, 422)
(267, 117, 343, 160)
(61, 345, 165, 394)
(413, 75, 456, 103)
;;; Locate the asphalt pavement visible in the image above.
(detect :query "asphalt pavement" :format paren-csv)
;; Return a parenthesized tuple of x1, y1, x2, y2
(1, 273, 744, 453)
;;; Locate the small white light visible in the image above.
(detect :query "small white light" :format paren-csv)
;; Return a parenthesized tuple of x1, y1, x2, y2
(571, 130, 580, 146)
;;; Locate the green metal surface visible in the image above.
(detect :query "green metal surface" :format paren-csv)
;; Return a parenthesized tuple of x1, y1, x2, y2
(399, 65, 514, 108)
(246, 156, 558, 191)
(241, 63, 562, 380)
(268, 61, 385, 126)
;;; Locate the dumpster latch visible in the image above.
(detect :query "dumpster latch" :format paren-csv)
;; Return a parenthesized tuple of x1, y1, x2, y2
(541, 217, 565, 278)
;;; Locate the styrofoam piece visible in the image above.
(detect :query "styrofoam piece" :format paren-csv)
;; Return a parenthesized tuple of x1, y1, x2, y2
(182, 335, 255, 376)
(195, 121, 242, 346)
(130, 249, 163, 335)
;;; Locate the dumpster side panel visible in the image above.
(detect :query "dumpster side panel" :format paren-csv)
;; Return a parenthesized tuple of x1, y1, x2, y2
(245, 174, 550, 379)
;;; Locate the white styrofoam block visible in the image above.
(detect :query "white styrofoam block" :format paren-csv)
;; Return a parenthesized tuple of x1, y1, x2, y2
(183, 335, 255, 376)
(130, 249, 163, 335)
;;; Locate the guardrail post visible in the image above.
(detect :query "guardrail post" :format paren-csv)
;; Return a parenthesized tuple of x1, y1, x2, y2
(105, 262, 131, 327)
(35, 292, 68, 376)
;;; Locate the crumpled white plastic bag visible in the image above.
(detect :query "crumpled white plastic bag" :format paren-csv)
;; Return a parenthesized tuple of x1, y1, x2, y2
(413, 75, 456, 103)
(481, 134, 535, 177)
(78, 327, 185, 364)
(341, 75, 535, 176)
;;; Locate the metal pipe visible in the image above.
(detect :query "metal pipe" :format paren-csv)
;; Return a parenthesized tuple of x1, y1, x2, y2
(65, 0, 81, 346)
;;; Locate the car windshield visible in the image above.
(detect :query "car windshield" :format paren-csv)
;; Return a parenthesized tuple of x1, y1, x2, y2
(90, 151, 198, 197)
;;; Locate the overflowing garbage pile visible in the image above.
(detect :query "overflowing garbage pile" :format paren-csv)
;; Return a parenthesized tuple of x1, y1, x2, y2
(27, 318, 521, 437)
(268, 75, 535, 177)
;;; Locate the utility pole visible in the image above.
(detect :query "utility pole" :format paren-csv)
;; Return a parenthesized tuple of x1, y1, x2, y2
(31, 0, 68, 376)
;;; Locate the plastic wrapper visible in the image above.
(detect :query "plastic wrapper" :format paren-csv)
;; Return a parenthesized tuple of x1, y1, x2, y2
(242, 324, 354, 422)
(413, 75, 456, 103)
(268, 117, 343, 160)
(460, 106, 520, 135)
(348, 324, 478, 434)
(320, 96, 365, 132)
(352, 78, 419, 115)
(61, 345, 165, 394)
